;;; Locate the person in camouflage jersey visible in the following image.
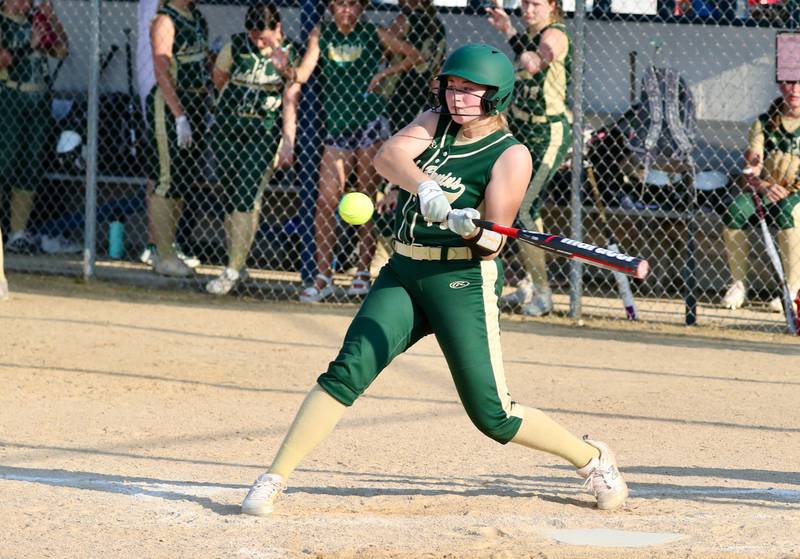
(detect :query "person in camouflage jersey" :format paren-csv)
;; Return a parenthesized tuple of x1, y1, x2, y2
(487, 0, 571, 317)
(205, 3, 301, 296)
(721, 81, 800, 313)
(294, 0, 421, 302)
(1, 0, 69, 255)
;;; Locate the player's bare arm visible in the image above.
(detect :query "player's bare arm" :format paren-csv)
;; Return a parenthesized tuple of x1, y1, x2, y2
(367, 28, 422, 92)
(519, 27, 567, 74)
(293, 24, 320, 84)
(151, 14, 183, 118)
(373, 111, 439, 192)
(484, 144, 533, 228)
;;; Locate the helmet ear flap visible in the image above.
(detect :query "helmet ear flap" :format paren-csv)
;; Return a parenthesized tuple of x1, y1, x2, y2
(481, 87, 499, 115)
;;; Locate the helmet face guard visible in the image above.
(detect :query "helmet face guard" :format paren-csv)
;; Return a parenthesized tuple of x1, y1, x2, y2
(435, 43, 515, 117)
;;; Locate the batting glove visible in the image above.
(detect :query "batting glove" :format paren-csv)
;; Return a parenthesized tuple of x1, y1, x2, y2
(447, 208, 480, 237)
(417, 179, 451, 224)
(175, 115, 193, 149)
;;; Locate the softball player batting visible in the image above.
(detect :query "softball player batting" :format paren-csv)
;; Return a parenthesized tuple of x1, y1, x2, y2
(241, 44, 628, 516)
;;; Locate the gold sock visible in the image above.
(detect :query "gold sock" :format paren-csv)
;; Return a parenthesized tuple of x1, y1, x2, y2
(777, 223, 800, 296)
(149, 194, 178, 259)
(228, 211, 257, 271)
(723, 228, 749, 284)
(10, 190, 35, 234)
(268, 384, 347, 480)
(518, 217, 549, 290)
(511, 405, 599, 468)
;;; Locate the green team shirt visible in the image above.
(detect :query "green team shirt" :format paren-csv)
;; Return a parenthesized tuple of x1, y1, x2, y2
(319, 20, 384, 134)
(393, 115, 520, 247)
(0, 10, 47, 87)
(215, 33, 295, 121)
(382, 8, 446, 97)
(157, 3, 208, 92)
(749, 112, 800, 191)
(510, 22, 571, 119)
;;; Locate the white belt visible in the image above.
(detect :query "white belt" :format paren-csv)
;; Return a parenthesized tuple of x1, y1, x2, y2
(394, 241, 473, 261)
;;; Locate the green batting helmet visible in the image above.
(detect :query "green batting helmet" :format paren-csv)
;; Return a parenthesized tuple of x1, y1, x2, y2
(437, 43, 515, 115)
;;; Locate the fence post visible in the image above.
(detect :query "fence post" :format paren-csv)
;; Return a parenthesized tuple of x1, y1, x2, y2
(82, 0, 101, 280)
(568, 0, 586, 319)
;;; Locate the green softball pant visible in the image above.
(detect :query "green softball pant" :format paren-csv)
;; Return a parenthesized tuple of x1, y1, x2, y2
(317, 252, 525, 444)
(147, 88, 208, 199)
(0, 87, 49, 192)
(214, 115, 281, 213)
(509, 116, 571, 226)
(723, 190, 800, 230)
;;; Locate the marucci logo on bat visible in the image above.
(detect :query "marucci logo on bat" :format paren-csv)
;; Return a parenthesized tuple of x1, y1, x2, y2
(559, 239, 636, 262)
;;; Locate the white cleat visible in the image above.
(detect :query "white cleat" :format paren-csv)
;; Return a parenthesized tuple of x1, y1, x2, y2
(241, 473, 285, 516)
(500, 275, 534, 308)
(206, 267, 244, 296)
(154, 255, 194, 278)
(722, 280, 747, 310)
(299, 273, 334, 303)
(577, 437, 629, 511)
(768, 296, 784, 314)
(0, 278, 8, 301)
(521, 290, 553, 317)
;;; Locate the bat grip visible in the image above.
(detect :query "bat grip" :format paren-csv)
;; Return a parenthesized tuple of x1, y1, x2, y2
(472, 219, 519, 239)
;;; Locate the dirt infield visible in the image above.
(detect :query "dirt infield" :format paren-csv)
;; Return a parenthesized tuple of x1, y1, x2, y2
(1, 273, 798, 559)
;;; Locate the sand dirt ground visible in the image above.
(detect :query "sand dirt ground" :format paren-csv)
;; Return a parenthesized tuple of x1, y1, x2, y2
(1, 273, 798, 559)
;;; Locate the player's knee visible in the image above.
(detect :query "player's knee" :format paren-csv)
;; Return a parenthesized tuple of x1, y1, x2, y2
(466, 409, 518, 444)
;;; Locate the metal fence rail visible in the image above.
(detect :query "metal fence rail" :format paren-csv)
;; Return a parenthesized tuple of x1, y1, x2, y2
(2, 0, 797, 334)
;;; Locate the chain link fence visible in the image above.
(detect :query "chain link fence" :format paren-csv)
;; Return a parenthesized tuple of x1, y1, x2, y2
(2, 0, 799, 334)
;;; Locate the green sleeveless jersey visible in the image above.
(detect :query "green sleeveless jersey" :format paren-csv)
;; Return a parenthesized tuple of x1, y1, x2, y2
(157, 3, 208, 92)
(0, 10, 47, 88)
(510, 22, 571, 120)
(393, 115, 520, 247)
(754, 112, 800, 191)
(319, 20, 384, 134)
(382, 8, 446, 97)
(216, 33, 295, 121)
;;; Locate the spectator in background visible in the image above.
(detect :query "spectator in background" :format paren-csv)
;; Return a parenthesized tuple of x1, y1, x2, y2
(721, 82, 800, 313)
(1, 0, 76, 255)
(136, 0, 200, 272)
(146, 0, 209, 277)
(205, 2, 301, 296)
(383, 0, 446, 132)
(294, 0, 422, 302)
(486, 0, 571, 317)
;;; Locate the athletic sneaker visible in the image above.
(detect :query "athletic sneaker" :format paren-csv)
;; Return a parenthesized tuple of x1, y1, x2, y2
(768, 296, 784, 313)
(722, 280, 746, 310)
(5, 230, 40, 255)
(299, 274, 334, 302)
(139, 243, 157, 267)
(154, 255, 194, 278)
(173, 243, 200, 268)
(0, 278, 8, 301)
(577, 437, 629, 511)
(521, 289, 553, 317)
(346, 271, 371, 296)
(40, 234, 81, 254)
(241, 473, 285, 516)
(206, 267, 245, 296)
(500, 274, 534, 308)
